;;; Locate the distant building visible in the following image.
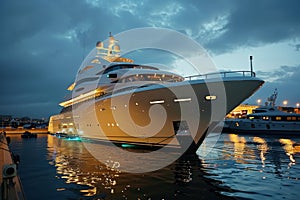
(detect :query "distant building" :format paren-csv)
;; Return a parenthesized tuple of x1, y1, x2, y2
(0, 115, 48, 129)
(226, 104, 259, 118)
(0, 115, 12, 127)
(0, 115, 12, 121)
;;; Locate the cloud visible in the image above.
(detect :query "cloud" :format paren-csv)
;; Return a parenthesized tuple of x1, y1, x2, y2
(256, 65, 300, 82)
(247, 65, 300, 106)
(294, 44, 300, 51)
(204, 0, 300, 53)
(1, 0, 299, 118)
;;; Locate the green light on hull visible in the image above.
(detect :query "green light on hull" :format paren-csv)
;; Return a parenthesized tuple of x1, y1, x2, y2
(121, 144, 136, 148)
(66, 137, 81, 141)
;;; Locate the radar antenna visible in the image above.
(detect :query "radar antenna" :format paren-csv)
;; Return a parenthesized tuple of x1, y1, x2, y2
(94, 33, 133, 63)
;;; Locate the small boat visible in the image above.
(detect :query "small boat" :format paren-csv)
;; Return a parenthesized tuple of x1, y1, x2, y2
(224, 89, 300, 134)
(21, 131, 37, 138)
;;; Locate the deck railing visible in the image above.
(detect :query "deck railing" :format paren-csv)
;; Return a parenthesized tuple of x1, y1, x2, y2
(185, 71, 256, 81)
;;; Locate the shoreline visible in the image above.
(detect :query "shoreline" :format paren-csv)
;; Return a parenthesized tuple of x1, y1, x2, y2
(1, 128, 49, 134)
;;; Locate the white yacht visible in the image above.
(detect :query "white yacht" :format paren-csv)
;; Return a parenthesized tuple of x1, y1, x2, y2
(225, 89, 300, 134)
(48, 33, 264, 151)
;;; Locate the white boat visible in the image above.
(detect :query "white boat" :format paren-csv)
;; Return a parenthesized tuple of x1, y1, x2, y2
(224, 89, 300, 134)
(48, 33, 264, 152)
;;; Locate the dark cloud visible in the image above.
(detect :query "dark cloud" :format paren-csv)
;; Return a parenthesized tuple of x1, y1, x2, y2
(0, 0, 299, 118)
(205, 0, 300, 53)
(0, 0, 86, 117)
(294, 44, 300, 51)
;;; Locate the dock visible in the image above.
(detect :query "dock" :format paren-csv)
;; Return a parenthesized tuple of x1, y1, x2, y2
(0, 131, 25, 200)
(1, 128, 49, 134)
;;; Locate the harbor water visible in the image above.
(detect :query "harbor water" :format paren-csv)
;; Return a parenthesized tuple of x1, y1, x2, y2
(8, 133, 300, 200)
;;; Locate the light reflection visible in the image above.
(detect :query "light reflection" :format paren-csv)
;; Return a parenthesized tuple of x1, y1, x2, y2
(253, 137, 268, 167)
(279, 138, 300, 164)
(47, 135, 120, 197)
(222, 133, 300, 171)
(227, 134, 255, 164)
(195, 132, 300, 200)
(46, 134, 208, 199)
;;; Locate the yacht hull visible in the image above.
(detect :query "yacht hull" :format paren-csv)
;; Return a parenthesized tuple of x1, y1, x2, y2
(224, 119, 300, 134)
(48, 78, 263, 151)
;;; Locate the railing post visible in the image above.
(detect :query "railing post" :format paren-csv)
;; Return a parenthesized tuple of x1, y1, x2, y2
(250, 56, 253, 77)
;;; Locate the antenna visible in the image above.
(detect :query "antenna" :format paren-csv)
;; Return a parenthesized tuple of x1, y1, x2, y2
(250, 56, 253, 76)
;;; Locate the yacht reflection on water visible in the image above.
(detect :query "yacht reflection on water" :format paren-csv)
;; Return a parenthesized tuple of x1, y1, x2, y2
(47, 135, 121, 197)
(219, 133, 300, 174)
(46, 133, 300, 199)
(47, 135, 233, 199)
(198, 133, 300, 200)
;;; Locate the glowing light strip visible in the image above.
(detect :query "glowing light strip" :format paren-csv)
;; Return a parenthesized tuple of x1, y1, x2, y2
(174, 98, 191, 102)
(59, 89, 98, 107)
(150, 100, 165, 104)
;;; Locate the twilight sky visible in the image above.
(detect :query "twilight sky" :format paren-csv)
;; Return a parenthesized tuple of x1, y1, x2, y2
(0, 0, 299, 118)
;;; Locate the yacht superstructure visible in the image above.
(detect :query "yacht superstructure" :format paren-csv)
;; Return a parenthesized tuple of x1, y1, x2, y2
(48, 33, 264, 151)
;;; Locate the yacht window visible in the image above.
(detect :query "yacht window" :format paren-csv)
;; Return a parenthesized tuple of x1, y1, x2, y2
(117, 73, 184, 83)
(98, 64, 159, 75)
(276, 116, 281, 121)
(292, 117, 297, 121)
(253, 110, 266, 113)
(262, 116, 269, 120)
(107, 73, 117, 78)
(287, 117, 292, 121)
(205, 95, 217, 101)
(247, 116, 260, 120)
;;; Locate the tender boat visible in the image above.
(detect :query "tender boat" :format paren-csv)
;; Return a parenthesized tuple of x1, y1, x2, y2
(48, 33, 264, 152)
(21, 131, 37, 138)
(224, 89, 300, 134)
